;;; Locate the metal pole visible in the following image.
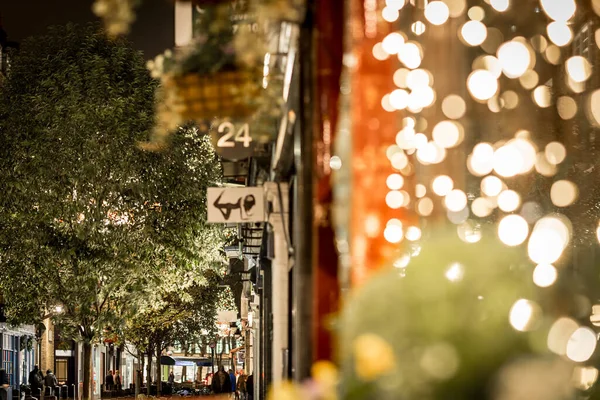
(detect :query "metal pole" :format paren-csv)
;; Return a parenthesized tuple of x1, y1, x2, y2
(292, 0, 315, 382)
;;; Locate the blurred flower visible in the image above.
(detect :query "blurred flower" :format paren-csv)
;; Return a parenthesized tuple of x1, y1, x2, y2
(352, 333, 396, 381)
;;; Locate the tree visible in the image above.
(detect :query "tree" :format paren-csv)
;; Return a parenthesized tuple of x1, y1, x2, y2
(122, 270, 222, 395)
(0, 24, 224, 400)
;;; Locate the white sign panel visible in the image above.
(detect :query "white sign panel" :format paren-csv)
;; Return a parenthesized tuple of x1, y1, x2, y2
(207, 187, 265, 223)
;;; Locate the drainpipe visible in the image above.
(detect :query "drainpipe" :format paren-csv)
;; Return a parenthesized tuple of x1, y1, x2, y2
(264, 182, 290, 383)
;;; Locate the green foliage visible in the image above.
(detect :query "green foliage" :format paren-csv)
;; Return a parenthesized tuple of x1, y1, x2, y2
(0, 23, 224, 344)
(338, 231, 558, 400)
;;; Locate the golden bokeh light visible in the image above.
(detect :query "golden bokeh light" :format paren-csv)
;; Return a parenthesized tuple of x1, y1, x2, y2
(393, 68, 410, 88)
(406, 69, 432, 89)
(391, 151, 409, 171)
(547, 22, 573, 47)
(382, 32, 406, 55)
(566, 327, 597, 363)
(533, 263, 558, 288)
(557, 96, 577, 120)
(472, 197, 494, 217)
(548, 317, 579, 356)
(497, 41, 531, 78)
(389, 88, 409, 110)
(381, 94, 395, 112)
(467, 70, 499, 101)
(490, 0, 509, 12)
(460, 20, 487, 46)
(385, 0, 406, 9)
(467, 6, 485, 21)
(446, 0, 467, 17)
(386, 173, 405, 190)
(540, 0, 576, 22)
(473, 55, 503, 78)
(425, 1, 450, 25)
(405, 226, 422, 241)
(382, 6, 400, 22)
(432, 175, 454, 196)
(372, 43, 389, 61)
(498, 214, 529, 246)
(415, 183, 427, 198)
(501, 91, 519, 109)
(481, 175, 503, 197)
(417, 197, 434, 216)
(566, 56, 592, 83)
(528, 215, 571, 264)
(535, 152, 558, 177)
(386, 190, 405, 209)
(457, 220, 482, 243)
(445, 262, 465, 282)
(509, 299, 540, 332)
(586, 89, 600, 127)
(497, 190, 521, 212)
(442, 94, 467, 119)
(383, 224, 404, 243)
(398, 42, 423, 69)
(530, 34, 548, 53)
(544, 44, 562, 65)
(481, 27, 504, 54)
(411, 21, 427, 36)
(445, 189, 468, 212)
(433, 120, 462, 148)
(519, 69, 539, 90)
(573, 366, 600, 391)
(545, 142, 567, 165)
(396, 127, 415, 149)
(533, 85, 552, 108)
(550, 180, 578, 207)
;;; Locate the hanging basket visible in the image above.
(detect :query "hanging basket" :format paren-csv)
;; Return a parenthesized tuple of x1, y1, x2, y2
(165, 69, 261, 121)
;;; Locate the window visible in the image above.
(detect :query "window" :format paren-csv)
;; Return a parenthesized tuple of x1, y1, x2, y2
(2, 334, 15, 386)
(56, 359, 68, 383)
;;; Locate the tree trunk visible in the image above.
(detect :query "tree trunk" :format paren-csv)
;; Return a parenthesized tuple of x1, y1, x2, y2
(146, 345, 153, 396)
(135, 350, 142, 398)
(82, 341, 93, 400)
(155, 343, 162, 396)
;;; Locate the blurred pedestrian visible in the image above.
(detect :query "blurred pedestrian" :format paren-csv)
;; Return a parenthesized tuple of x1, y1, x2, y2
(105, 370, 114, 391)
(228, 369, 236, 399)
(211, 366, 231, 395)
(245, 374, 253, 400)
(43, 369, 57, 397)
(236, 372, 247, 400)
(168, 371, 175, 387)
(29, 365, 43, 398)
(114, 370, 122, 391)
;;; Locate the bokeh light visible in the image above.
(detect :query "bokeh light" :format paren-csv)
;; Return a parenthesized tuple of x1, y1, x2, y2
(417, 197, 434, 216)
(472, 197, 494, 217)
(528, 215, 571, 264)
(432, 175, 454, 196)
(498, 214, 529, 246)
(445, 189, 468, 212)
(490, 0, 509, 12)
(445, 262, 465, 282)
(509, 299, 540, 331)
(386, 173, 405, 190)
(566, 56, 592, 83)
(384, 224, 403, 243)
(405, 226, 422, 241)
(460, 21, 487, 46)
(540, 0, 576, 22)
(433, 120, 462, 148)
(533, 263, 558, 287)
(497, 41, 531, 78)
(382, 32, 405, 55)
(547, 22, 573, 47)
(398, 42, 423, 69)
(386, 190, 405, 209)
(468, 70, 499, 101)
(497, 190, 521, 212)
(425, 1, 450, 25)
(551, 180, 578, 207)
(544, 142, 567, 165)
(442, 95, 467, 119)
(548, 318, 579, 356)
(566, 327, 597, 363)
(481, 175, 503, 197)
(557, 96, 577, 120)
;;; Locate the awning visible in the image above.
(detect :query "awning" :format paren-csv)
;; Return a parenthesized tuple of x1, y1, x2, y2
(161, 356, 212, 367)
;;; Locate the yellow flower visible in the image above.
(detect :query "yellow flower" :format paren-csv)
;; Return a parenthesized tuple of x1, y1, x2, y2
(266, 381, 303, 400)
(312, 360, 339, 400)
(353, 333, 396, 381)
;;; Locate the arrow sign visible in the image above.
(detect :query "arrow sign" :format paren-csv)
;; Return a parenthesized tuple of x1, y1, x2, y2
(207, 187, 265, 223)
